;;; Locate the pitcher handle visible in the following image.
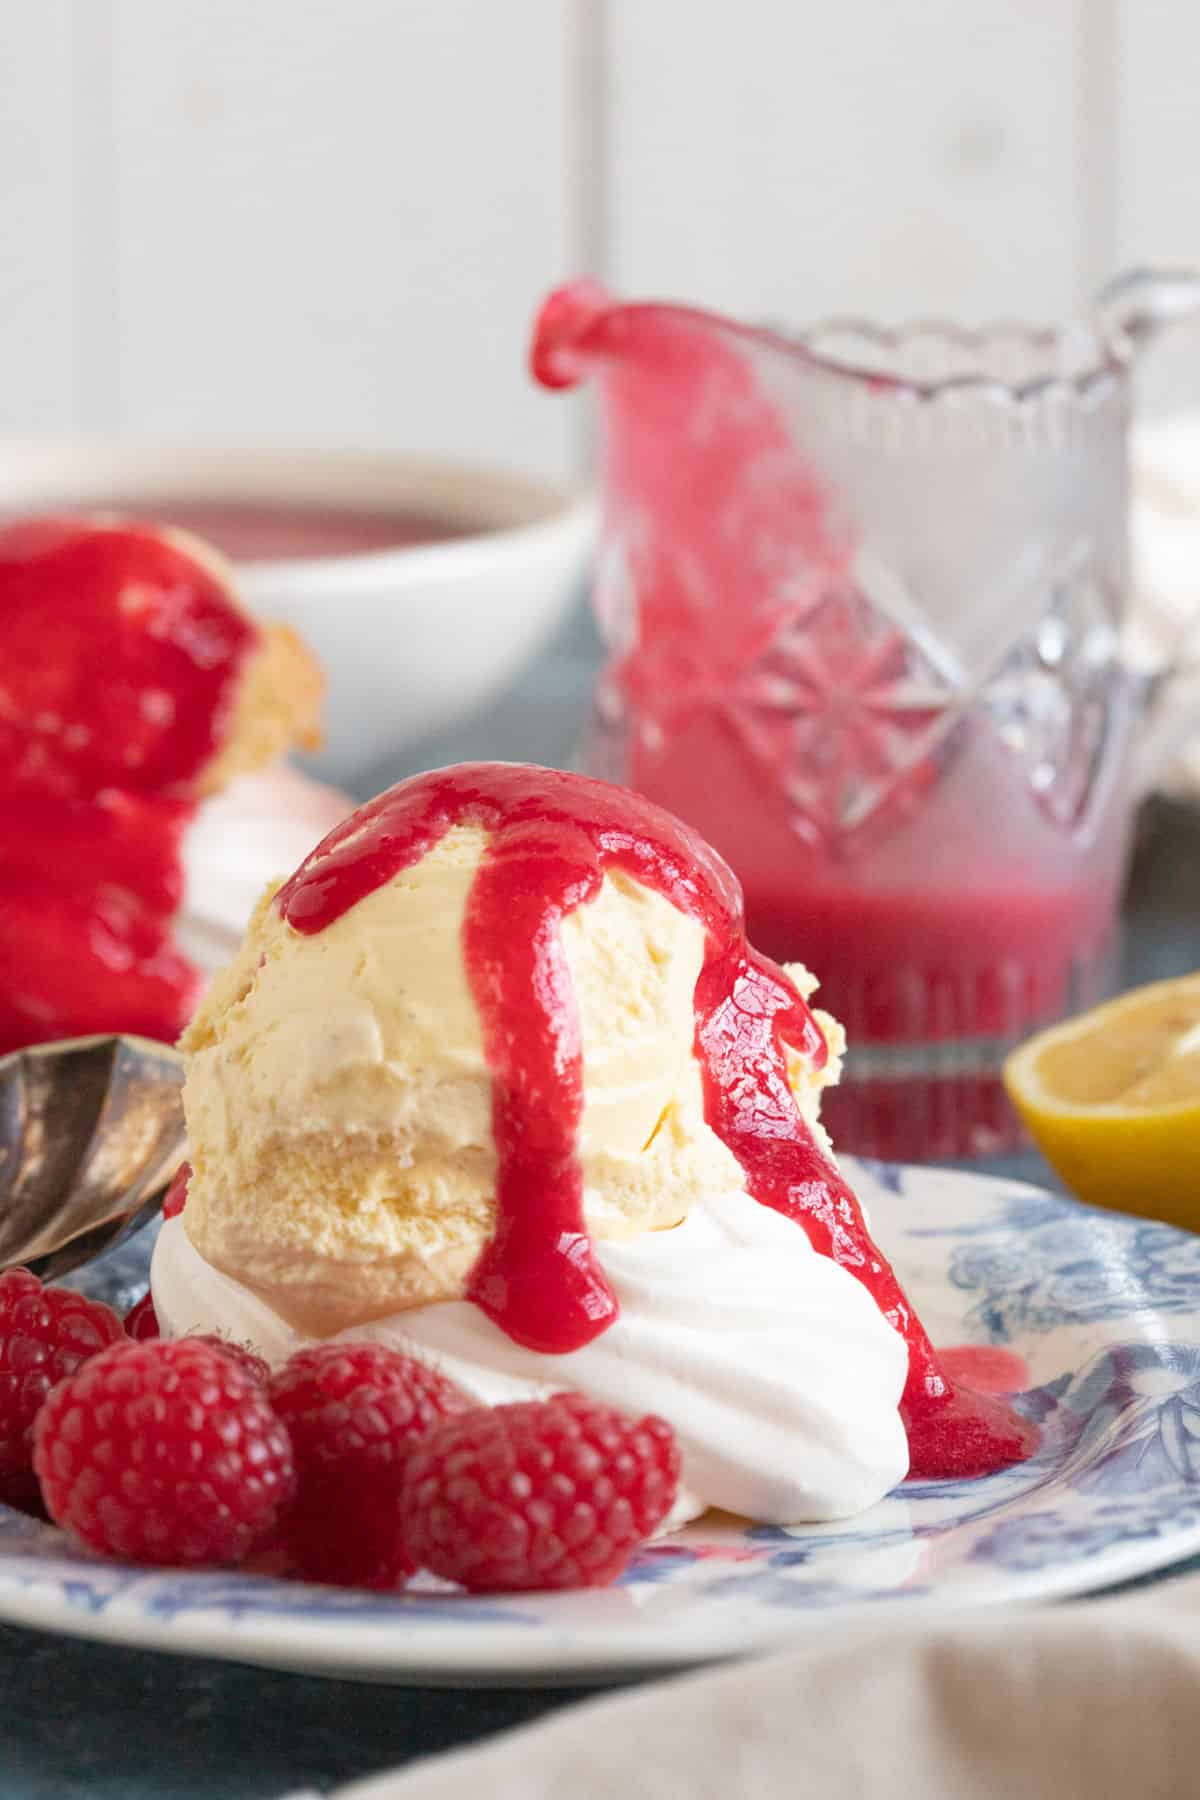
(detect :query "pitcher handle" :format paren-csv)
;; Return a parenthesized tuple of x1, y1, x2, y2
(1093, 267, 1200, 358)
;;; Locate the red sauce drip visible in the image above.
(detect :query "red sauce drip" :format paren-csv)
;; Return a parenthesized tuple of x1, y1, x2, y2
(935, 1344, 1030, 1396)
(0, 517, 259, 1052)
(162, 1161, 192, 1219)
(277, 763, 1036, 1477)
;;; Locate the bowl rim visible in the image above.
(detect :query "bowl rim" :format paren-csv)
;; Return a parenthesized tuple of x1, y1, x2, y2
(0, 439, 596, 581)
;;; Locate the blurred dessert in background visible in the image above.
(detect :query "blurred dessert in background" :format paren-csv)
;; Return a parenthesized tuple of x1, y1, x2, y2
(0, 515, 346, 1054)
(0, 446, 598, 791)
(154, 762, 1037, 1526)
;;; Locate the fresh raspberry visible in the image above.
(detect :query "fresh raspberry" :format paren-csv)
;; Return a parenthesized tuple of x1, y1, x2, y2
(268, 1343, 470, 1589)
(122, 1289, 266, 1385)
(187, 1335, 270, 1386)
(401, 1392, 680, 1593)
(0, 1268, 124, 1489)
(33, 1338, 295, 1566)
(124, 1292, 160, 1340)
(162, 1161, 191, 1219)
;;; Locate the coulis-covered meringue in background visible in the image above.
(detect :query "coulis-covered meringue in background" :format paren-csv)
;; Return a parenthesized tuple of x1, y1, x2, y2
(0, 515, 336, 1050)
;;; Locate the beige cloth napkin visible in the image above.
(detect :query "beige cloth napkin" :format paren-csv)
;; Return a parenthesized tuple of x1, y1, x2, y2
(312, 1573, 1200, 1799)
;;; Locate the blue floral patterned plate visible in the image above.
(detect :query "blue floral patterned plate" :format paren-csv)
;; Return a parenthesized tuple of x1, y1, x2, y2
(3, 1160, 1200, 1685)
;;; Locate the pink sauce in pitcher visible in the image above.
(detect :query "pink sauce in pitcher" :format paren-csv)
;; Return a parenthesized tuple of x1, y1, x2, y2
(531, 282, 1134, 1155)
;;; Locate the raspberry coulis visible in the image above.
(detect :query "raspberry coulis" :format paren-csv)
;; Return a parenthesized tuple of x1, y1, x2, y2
(277, 763, 1037, 1481)
(0, 518, 259, 1052)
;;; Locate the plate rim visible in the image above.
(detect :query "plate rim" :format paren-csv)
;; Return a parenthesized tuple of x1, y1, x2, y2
(2, 1521, 1199, 1686)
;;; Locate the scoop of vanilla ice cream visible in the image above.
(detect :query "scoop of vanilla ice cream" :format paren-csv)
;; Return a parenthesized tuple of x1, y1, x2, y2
(180, 823, 843, 1334)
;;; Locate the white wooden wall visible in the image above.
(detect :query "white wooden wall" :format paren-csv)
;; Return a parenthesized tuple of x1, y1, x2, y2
(1, 0, 1198, 481)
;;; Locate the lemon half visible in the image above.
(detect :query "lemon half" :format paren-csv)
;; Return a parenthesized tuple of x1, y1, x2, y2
(1003, 972, 1200, 1228)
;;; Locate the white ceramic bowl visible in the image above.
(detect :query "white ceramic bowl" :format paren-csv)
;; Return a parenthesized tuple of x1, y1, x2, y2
(0, 442, 595, 785)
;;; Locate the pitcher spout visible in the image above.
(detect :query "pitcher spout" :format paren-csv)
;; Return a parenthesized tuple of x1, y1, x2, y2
(529, 279, 617, 389)
(531, 280, 748, 391)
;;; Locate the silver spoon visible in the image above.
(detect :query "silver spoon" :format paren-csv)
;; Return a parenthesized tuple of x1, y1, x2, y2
(0, 1034, 185, 1282)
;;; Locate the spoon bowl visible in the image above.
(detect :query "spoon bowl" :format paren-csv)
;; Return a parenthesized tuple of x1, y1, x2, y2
(0, 1035, 185, 1282)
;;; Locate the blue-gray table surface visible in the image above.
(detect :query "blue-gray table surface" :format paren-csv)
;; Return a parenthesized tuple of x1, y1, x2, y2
(3, 602, 1200, 1799)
